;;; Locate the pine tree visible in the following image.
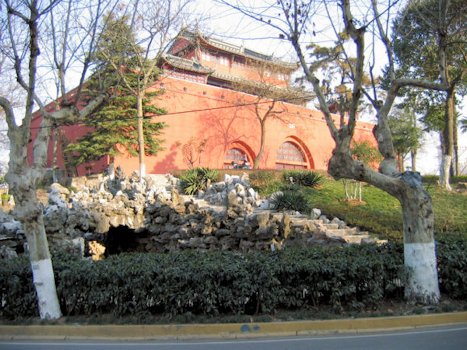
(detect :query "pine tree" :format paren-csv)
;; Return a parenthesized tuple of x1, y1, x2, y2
(65, 13, 166, 169)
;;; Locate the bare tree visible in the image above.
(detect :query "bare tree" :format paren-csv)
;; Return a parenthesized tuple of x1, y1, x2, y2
(232, 62, 309, 168)
(95, 0, 194, 181)
(182, 137, 207, 168)
(0, 0, 112, 319)
(219, 0, 463, 304)
(0, 35, 22, 171)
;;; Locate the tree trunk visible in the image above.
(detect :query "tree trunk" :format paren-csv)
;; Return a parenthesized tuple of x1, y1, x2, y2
(253, 120, 267, 169)
(24, 210, 62, 319)
(439, 154, 452, 190)
(410, 109, 417, 172)
(399, 174, 440, 304)
(137, 93, 145, 180)
(453, 111, 458, 176)
(52, 128, 60, 183)
(411, 149, 417, 172)
(343, 180, 350, 200)
(329, 151, 440, 304)
(397, 154, 405, 172)
(439, 89, 454, 191)
(7, 171, 62, 319)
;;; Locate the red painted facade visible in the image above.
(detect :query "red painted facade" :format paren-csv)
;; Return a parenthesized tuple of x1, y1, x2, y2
(31, 31, 376, 176)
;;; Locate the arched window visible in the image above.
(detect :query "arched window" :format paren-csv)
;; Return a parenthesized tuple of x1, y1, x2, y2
(276, 141, 308, 169)
(224, 148, 249, 169)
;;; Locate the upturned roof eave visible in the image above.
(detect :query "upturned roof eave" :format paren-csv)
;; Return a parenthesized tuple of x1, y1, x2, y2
(161, 54, 213, 74)
(179, 31, 298, 72)
(210, 71, 313, 102)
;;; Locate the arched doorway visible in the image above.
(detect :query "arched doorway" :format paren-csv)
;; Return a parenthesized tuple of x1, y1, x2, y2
(275, 139, 312, 169)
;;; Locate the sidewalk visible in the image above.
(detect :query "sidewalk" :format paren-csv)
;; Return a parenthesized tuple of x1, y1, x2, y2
(1, 312, 466, 340)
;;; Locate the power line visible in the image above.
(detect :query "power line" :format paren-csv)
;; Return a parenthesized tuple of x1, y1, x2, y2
(0, 88, 316, 133)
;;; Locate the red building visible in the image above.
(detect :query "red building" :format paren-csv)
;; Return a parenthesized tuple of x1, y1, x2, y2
(31, 31, 376, 176)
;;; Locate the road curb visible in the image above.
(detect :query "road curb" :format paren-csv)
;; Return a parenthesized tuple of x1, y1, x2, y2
(1, 312, 466, 340)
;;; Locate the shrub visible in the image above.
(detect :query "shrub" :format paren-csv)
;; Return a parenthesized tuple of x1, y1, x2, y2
(0, 256, 37, 319)
(248, 170, 282, 196)
(270, 189, 311, 213)
(1, 239, 465, 319)
(282, 170, 323, 188)
(179, 167, 218, 195)
(436, 235, 467, 299)
(423, 175, 467, 185)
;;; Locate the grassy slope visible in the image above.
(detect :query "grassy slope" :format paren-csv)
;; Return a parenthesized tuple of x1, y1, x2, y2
(319, 177, 466, 241)
(241, 170, 466, 242)
(305, 178, 404, 241)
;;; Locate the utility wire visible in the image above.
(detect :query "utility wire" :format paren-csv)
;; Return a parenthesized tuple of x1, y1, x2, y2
(0, 88, 317, 133)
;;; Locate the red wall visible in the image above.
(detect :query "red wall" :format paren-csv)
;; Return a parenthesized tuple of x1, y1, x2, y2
(110, 75, 376, 174)
(29, 112, 109, 177)
(30, 76, 376, 177)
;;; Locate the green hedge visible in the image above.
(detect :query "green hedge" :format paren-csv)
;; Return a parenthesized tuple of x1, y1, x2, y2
(436, 235, 467, 299)
(423, 175, 467, 185)
(1, 241, 465, 319)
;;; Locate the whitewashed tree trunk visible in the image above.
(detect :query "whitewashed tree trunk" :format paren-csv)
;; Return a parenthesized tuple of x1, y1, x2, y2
(24, 210, 62, 319)
(329, 153, 441, 303)
(439, 154, 452, 191)
(5, 162, 62, 319)
(399, 174, 440, 303)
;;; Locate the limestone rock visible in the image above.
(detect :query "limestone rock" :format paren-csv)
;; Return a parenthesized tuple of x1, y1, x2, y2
(48, 183, 70, 207)
(0, 171, 376, 259)
(43, 204, 68, 235)
(310, 208, 321, 220)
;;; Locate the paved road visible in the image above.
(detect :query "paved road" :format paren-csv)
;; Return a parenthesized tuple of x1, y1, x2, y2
(1, 325, 466, 350)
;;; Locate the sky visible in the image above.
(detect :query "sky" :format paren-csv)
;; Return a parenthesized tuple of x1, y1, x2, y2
(0, 0, 465, 175)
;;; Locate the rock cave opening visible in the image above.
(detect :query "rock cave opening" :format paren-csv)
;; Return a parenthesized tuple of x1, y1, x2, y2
(104, 225, 142, 256)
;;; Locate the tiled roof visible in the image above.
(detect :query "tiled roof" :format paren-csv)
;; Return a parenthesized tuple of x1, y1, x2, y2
(179, 30, 298, 71)
(210, 71, 312, 102)
(162, 54, 213, 74)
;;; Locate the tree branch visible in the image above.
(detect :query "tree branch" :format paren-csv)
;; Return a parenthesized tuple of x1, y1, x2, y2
(32, 93, 107, 168)
(393, 78, 450, 91)
(342, 0, 365, 140)
(0, 96, 17, 129)
(217, 0, 291, 39)
(75, 0, 113, 103)
(372, 0, 396, 82)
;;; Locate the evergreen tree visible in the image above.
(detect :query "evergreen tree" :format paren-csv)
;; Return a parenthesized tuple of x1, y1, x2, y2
(392, 0, 466, 187)
(65, 13, 166, 169)
(388, 109, 423, 172)
(65, 91, 165, 168)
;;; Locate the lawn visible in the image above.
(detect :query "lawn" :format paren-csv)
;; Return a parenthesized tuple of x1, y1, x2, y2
(242, 170, 467, 242)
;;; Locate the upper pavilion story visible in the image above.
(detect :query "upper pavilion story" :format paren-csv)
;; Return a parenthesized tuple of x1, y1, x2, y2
(160, 30, 308, 104)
